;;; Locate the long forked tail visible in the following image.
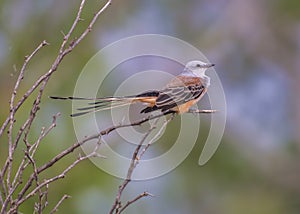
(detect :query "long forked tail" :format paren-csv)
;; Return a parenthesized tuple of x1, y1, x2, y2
(49, 95, 157, 117)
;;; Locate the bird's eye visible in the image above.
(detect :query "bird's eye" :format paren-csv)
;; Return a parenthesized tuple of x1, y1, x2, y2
(196, 64, 201, 67)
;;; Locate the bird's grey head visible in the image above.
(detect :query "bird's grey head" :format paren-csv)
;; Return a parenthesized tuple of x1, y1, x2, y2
(184, 60, 215, 76)
(184, 60, 214, 87)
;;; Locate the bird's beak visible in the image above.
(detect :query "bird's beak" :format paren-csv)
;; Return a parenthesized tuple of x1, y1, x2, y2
(209, 63, 215, 67)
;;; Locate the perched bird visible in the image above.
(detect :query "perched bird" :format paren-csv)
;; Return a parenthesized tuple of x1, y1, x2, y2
(50, 60, 214, 117)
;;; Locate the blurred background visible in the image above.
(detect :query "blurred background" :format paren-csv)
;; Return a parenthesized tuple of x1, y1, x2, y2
(0, 0, 300, 213)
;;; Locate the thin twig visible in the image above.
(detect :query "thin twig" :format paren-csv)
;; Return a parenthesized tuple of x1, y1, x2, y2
(10, 113, 59, 196)
(11, 152, 102, 212)
(116, 116, 174, 214)
(138, 114, 175, 159)
(50, 195, 71, 214)
(0, 0, 112, 139)
(0, 40, 49, 137)
(118, 192, 154, 214)
(0, 1, 112, 213)
(101, 111, 173, 135)
(25, 151, 43, 213)
(31, 113, 61, 158)
(0, 0, 218, 212)
(4, 40, 48, 210)
(13, 124, 103, 212)
(0, 114, 60, 214)
(109, 121, 158, 214)
(59, 0, 86, 53)
(21, 109, 212, 197)
(108, 108, 216, 213)
(35, 112, 171, 177)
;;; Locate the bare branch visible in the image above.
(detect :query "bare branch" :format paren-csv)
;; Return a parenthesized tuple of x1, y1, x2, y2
(30, 113, 61, 158)
(59, 0, 86, 53)
(11, 151, 102, 213)
(101, 111, 174, 135)
(108, 108, 216, 213)
(2, 40, 49, 210)
(50, 195, 71, 214)
(0, 0, 112, 139)
(0, 0, 112, 213)
(109, 116, 167, 214)
(63, 0, 112, 54)
(25, 151, 43, 213)
(138, 114, 175, 159)
(118, 192, 154, 214)
(0, 0, 217, 212)
(0, 40, 49, 138)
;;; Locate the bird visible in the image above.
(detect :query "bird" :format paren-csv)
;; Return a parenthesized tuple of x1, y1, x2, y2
(50, 60, 214, 117)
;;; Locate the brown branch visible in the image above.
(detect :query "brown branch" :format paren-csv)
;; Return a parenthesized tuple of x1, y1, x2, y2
(108, 109, 216, 214)
(101, 111, 174, 135)
(12, 113, 169, 210)
(0, 0, 218, 212)
(138, 114, 175, 160)
(0, 40, 49, 138)
(14, 109, 212, 210)
(11, 113, 59, 194)
(12, 133, 103, 213)
(1, 1, 112, 213)
(118, 192, 154, 214)
(35, 112, 172, 178)
(109, 115, 175, 214)
(2, 40, 49, 210)
(1, 107, 214, 213)
(10, 151, 102, 213)
(0, 114, 60, 214)
(50, 194, 71, 214)
(109, 121, 158, 214)
(10, 112, 164, 211)
(0, 0, 112, 139)
(25, 151, 43, 213)
(59, 0, 86, 53)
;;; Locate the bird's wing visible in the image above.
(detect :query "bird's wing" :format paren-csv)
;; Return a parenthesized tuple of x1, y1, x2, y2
(155, 84, 206, 111)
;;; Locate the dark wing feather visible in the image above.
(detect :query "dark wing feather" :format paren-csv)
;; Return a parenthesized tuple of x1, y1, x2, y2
(155, 84, 205, 109)
(140, 84, 205, 113)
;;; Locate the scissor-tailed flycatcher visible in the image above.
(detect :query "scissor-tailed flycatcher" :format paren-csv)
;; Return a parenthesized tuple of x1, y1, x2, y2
(50, 60, 214, 117)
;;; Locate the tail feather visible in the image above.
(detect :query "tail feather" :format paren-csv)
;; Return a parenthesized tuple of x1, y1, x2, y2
(91, 97, 134, 105)
(50, 95, 158, 117)
(50, 96, 98, 100)
(77, 100, 131, 111)
(70, 102, 133, 117)
(70, 111, 92, 117)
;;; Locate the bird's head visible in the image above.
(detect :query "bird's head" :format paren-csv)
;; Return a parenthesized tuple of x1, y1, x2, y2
(185, 60, 215, 76)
